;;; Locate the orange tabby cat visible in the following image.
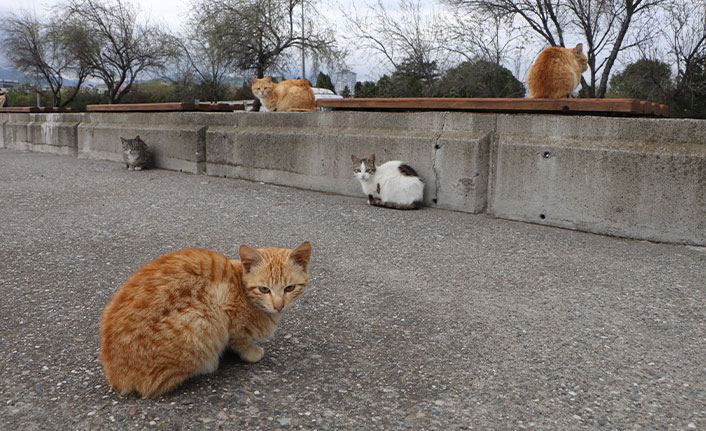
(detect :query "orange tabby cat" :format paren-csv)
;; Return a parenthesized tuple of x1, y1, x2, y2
(526, 43, 588, 98)
(99, 242, 312, 398)
(250, 76, 317, 112)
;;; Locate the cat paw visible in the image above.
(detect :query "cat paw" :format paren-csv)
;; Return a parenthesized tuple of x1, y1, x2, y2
(239, 345, 264, 363)
(134, 167, 142, 171)
(128, 167, 134, 171)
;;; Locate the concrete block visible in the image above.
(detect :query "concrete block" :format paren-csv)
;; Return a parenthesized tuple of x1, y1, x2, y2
(31, 114, 81, 156)
(433, 113, 496, 213)
(208, 112, 436, 202)
(3, 113, 31, 152)
(206, 111, 494, 213)
(0, 114, 7, 149)
(4, 109, 704, 245)
(78, 112, 218, 174)
(2, 113, 81, 155)
(492, 115, 706, 245)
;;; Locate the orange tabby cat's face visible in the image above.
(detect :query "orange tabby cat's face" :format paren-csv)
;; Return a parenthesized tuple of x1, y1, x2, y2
(239, 242, 311, 314)
(251, 77, 275, 100)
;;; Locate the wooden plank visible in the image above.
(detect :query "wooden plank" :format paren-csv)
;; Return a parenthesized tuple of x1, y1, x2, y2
(0, 107, 80, 113)
(316, 97, 668, 117)
(0, 107, 35, 113)
(640, 101, 652, 115)
(194, 102, 244, 112)
(640, 101, 661, 116)
(640, 101, 670, 117)
(86, 102, 244, 112)
(38, 107, 79, 113)
(86, 102, 195, 112)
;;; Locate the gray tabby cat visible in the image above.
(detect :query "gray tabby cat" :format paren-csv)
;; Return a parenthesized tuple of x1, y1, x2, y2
(121, 136, 151, 171)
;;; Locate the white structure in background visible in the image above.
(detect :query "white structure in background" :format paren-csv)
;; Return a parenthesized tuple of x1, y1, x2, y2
(0, 79, 20, 88)
(312, 87, 342, 101)
(334, 69, 356, 95)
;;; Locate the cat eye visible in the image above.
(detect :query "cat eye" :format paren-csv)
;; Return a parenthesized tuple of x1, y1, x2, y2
(284, 285, 296, 292)
(258, 286, 270, 294)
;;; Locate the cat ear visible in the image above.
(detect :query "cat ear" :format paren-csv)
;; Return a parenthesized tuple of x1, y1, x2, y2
(288, 242, 311, 271)
(574, 43, 583, 55)
(264, 76, 272, 82)
(369, 154, 375, 164)
(351, 154, 360, 164)
(120, 137, 126, 143)
(251, 76, 256, 85)
(239, 245, 263, 272)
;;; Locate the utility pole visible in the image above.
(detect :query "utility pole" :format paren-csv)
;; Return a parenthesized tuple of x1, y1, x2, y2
(301, 0, 306, 80)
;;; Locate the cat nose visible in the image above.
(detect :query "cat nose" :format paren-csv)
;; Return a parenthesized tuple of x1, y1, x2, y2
(274, 303, 284, 312)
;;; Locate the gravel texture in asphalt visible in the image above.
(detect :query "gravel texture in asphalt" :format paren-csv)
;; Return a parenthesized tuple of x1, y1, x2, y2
(1, 149, 704, 430)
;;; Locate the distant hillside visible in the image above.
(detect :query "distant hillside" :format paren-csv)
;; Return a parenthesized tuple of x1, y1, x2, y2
(0, 66, 255, 88)
(0, 66, 27, 83)
(0, 67, 87, 87)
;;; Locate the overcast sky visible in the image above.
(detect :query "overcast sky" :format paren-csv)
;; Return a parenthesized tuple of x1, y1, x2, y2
(0, 0, 184, 22)
(0, 0, 425, 82)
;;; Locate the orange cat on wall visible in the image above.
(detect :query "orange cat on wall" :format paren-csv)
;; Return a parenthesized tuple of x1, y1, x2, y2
(526, 43, 588, 98)
(251, 76, 317, 112)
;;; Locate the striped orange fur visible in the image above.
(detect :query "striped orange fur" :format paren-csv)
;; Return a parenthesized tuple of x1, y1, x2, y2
(99, 242, 312, 398)
(526, 43, 588, 98)
(251, 76, 317, 112)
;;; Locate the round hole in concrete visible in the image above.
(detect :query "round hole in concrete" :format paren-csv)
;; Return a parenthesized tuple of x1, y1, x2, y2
(432, 198, 438, 204)
(434, 144, 441, 150)
(539, 214, 546, 220)
(543, 152, 551, 158)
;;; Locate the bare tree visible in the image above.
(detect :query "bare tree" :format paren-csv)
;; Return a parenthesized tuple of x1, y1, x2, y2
(448, 0, 667, 97)
(193, 0, 339, 109)
(342, 0, 447, 91)
(1, 11, 88, 107)
(160, 50, 201, 102)
(173, 5, 240, 103)
(60, 0, 172, 104)
(661, 0, 706, 101)
(445, 5, 529, 77)
(196, 0, 338, 78)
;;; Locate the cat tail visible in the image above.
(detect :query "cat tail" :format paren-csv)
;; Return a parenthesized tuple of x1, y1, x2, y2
(137, 366, 192, 398)
(368, 195, 422, 210)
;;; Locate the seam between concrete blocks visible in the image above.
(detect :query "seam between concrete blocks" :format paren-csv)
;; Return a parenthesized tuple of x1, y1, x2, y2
(482, 115, 500, 215)
(196, 125, 208, 175)
(431, 111, 449, 205)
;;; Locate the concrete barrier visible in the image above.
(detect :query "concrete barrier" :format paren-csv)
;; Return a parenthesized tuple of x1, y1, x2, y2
(205, 111, 494, 213)
(0, 115, 5, 149)
(3, 113, 81, 156)
(77, 112, 213, 174)
(1, 110, 704, 246)
(491, 115, 706, 245)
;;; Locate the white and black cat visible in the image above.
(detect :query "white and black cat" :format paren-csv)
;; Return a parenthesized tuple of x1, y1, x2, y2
(121, 136, 151, 171)
(351, 154, 424, 210)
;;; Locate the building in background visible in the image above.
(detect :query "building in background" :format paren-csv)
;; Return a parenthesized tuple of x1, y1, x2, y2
(334, 69, 356, 95)
(0, 79, 20, 89)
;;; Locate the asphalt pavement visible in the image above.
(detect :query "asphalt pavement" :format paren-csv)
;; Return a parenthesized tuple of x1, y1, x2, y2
(1, 149, 704, 430)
